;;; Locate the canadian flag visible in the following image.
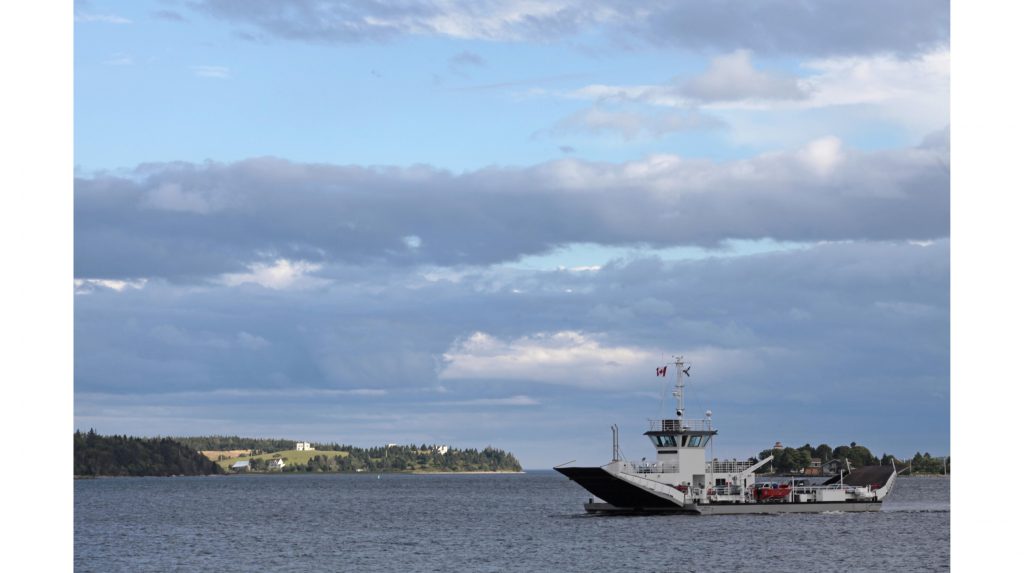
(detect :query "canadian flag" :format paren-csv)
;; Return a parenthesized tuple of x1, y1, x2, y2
(656, 366, 667, 377)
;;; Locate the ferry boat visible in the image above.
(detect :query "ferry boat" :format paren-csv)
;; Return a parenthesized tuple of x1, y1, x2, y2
(555, 357, 898, 515)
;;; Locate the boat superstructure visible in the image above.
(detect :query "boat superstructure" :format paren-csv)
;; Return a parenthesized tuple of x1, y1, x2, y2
(555, 357, 897, 515)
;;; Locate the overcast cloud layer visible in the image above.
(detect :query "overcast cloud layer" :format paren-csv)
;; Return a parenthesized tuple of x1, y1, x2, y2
(76, 132, 948, 282)
(75, 238, 948, 463)
(74, 1, 950, 467)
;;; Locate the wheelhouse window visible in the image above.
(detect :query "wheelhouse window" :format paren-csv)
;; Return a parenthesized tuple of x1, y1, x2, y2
(688, 435, 703, 447)
(650, 435, 677, 447)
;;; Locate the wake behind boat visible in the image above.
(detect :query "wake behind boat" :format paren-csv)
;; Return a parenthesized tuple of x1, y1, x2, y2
(555, 357, 897, 515)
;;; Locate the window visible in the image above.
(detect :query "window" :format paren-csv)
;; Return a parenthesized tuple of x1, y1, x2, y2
(688, 435, 702, 447)
(656, 435, 677, 447)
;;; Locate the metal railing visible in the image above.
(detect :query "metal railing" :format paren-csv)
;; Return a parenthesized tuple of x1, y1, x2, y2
(622, 461, 679, 474)
(648, 419, 714, 432)
(706, 459, 756, 474)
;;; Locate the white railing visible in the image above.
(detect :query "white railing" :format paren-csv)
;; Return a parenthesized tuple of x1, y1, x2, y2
(648, 419, 714, 432)
(623, 461, 679, 474)
(707, 484, 745, 496)
(706, 459, 756, 474)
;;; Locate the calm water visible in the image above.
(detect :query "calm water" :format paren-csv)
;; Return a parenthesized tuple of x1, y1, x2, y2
(75, 473, 949, 572)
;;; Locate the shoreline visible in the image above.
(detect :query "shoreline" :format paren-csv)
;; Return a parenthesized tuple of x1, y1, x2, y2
(408, 470, 525, 475)
(76, 470, 526, 479)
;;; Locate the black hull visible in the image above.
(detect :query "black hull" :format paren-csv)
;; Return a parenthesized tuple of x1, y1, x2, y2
(554, 466, 681, 510)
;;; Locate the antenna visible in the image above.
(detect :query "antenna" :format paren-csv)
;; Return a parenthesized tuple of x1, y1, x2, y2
(671, 355, 691, 421)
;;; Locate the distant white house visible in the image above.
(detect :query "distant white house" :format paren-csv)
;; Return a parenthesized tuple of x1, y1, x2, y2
(267, 458, 285, 470)
(434, 445, 450, 455)
(230, 460, 250, 472)
(295, 442, 314, 451)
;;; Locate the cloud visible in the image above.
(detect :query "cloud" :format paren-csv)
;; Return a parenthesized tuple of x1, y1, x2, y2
(219, 259, 330, 290)
(236, 331, 271, 349)
(636, 0, 948, 56)
(439, 331, 664, 388)
(546, 107, 724, 139)
(563, 48, 947, 116)
(75, 139, 949, 281)
(436, 395, 540, 406)
(193, 0, 617, 43)
(188, 1, 947, 56)
(799, 136, 844, 176)
(74, 278, 147, 295)
(143, 182, 214, 213)
(74, 239, 949, 462)
(678, 50, 807, 103)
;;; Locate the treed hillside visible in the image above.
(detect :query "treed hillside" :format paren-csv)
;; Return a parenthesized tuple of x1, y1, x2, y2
(74, 430, 223, 477)
(173, 435, 297, 453)
(220, 443, 523, 473)
(74, 432, 522, 475)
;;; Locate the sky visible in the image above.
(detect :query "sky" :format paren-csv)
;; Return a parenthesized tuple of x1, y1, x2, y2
(73, 0, 951, 468)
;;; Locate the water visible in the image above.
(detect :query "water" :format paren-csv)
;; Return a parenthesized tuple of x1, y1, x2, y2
(75, 473, 949, 572)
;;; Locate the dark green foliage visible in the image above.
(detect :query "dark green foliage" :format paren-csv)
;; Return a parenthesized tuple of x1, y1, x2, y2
(77, 432, 522, 475)
(74, 429, 223, 477)
(264, 442, 520, 473)
(909, 452, 949, 474)
(171, 436, 296, 454)
(754, 441, 906, 474)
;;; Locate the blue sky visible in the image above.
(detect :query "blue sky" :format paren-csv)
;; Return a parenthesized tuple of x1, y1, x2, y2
(73, 0, 950, 468)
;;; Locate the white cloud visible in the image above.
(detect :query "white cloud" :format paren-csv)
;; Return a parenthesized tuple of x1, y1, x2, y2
(74, 278, 147, 295)
(798, 136, 844, 176)
(236, 331, 270, 349)
(220, 259, 329, 290)
(440, 331, 663, 388)
(795, 48, 949, 131)
(680, 50, 807, 103)
(558, 48, 948, 124)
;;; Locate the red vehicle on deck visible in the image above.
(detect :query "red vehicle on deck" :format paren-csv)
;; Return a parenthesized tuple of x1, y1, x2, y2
(754, 482, 792, 502)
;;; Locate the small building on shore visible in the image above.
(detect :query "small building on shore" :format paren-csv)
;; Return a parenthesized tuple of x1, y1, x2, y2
(267, 458, 285, 470)
(822, 459, 848, 476)
(804, 458, 824, 476)
(295, 442, 314, 451)
(230, 460, 250, 472)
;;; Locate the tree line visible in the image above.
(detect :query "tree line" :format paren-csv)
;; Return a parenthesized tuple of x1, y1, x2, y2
(74, 431, 522, 475)
(171, 435, 297, 453)
(754, 442, 950, 475)
(249, 443, 522, 473)
(74, 430, 223, 477)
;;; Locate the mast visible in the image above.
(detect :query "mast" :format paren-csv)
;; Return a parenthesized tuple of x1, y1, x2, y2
(671, 355, 689, 421)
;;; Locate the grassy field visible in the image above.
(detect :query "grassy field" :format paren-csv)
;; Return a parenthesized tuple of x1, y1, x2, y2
(215, 449, 350, 470)
(200, 450, 252, 461)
